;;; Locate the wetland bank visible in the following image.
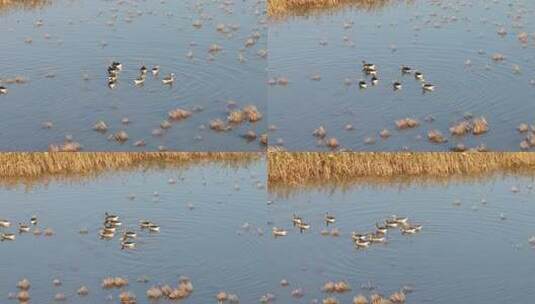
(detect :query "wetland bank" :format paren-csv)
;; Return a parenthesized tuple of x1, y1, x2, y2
(0, 0, 267, 151)
(268, 0, 535, 151)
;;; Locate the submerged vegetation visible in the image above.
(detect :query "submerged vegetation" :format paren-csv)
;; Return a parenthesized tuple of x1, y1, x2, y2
(268, 152, 535, 185)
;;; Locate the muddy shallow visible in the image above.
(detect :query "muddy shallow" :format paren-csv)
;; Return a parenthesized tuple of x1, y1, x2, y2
(0, 0, 267, 151)
(0, 160, 267, 303)
(268, 0, 535, 151)
(267, 175, 535, 303)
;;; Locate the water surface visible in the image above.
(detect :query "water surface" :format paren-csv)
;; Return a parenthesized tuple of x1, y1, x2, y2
(268, 0, 535, 151)
(0, 160, 267, 303)
(267, 176, 535, 303)
(0, 0, 267, 151)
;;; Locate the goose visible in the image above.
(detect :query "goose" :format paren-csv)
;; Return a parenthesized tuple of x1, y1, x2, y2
(123, 231, 137, 239)
(108, 81, 117, 89)
(0, 219, 10, 228)
(358, 80, 367, 89)
(140, 65, 148, 75)
(133, 76, 145, 86)
(99, 229, 114, 239)
(393, 81, 402, 90)
(111, 62, 122, 70)
(422, 83, 435, 91)
(400, 227, 418, 234)
(106, 219, 122, 227)
(30, 216, 37, 225)
(355, 238, 371, 248)
(0, 86, 7, 94)
(362, 61, 376, 70)
(139, 220, 152, 229)
(148, 224, 160, 232)
(385, 219, 398, 228)
(370, 233, 386, 243)
(403, 223, 422, 231)
(297, 222, 310, 231)
(1, 233, 16, 241)
(391, 216, 409, 225)
(121, 240, 136, 249)
(291, 214, 303, 226)
(371, 76, 379, 86)
(19, 224, 31, 233)
(161, 73, 175, 85)
(272, 227, 288, 237)
(151, 66, 160, 76)
(108, 74, 118, 82)
(352, 232, 367, 241)
(375, 223, 388, 234)
(103, 227, 116, 233)
(414, 71, 424, 80)
(105, 213, 119, 222)
(108, 66, 119, 75)
(325, 213, 336, 225)
(401, 65, 413, 74)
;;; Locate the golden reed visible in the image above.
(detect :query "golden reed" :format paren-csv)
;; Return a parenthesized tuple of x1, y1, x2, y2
(268, 0, 397, 17)
(0, 152, 260, 179)
(268, 152, 535, 185)
(0, 0, 50, 11)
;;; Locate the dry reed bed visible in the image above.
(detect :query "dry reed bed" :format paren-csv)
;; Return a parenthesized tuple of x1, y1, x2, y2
(268, 152, 535, 185)
(268, 0, 396, 17)
(0, 0, 49, 11)
(0, 152, 260, 179)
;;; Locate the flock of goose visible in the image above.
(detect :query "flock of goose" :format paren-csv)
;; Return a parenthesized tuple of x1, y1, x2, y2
(0, 216, 55, 241)
(99, 212, 160, 250)
(358, 61, 435, 92)
(107, 62, 175, 89)
(273, 213, 422, 249)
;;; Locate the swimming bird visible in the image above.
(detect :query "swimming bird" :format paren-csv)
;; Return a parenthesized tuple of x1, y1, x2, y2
(291, 214, 303, 226)
(375, 223, 388, 234)
(108, 80, 117, 89)
(0, 219, 10, 228)
(401, 65, 413, 74)
(99, 229, 114, 239)
(111, 62, 122, 70)
(358, 80, 367, 89)
(161, 73, 175, 85)
(123, 231, 137, 239)
(385, 219, 399, 228)
(370, 233, 386, 243)
(103, 227, 116, 234)
(393, 81, 402, 90)
(371, 76, 379, 86)
(19, 223, 31, 233)
(121, 240, 136, 249)
(391, 216, 409, 225)
(139, 220, 152, 229)
(152, 66, 160, 76)
(355, 238, 371, 248)
(140, 65, 148, 75)
(352, 232, 367, 241)
(325, 213, 336, 225)
(133, 76, 145, 86)
(272, 227, 288, 237)
(148, 224, 160, 232)
(1, 233, 16, 241)
(422, 83, 435, 91)
(0, 86, 7, 94)
(414, 71, 424, 80)
(105, 213, 119, 221)
(362, 61, 376, 70)
(400, 226, 418, 234)
(297, 222, 310, 232)
(30, 216, 37, 225)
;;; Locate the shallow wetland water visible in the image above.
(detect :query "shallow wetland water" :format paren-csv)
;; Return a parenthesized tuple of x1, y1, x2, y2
(267, 175, 535, 303)
(0, 0, 267, 151)
(268, 0, 535, 151)
(0, 160, 268, 303)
